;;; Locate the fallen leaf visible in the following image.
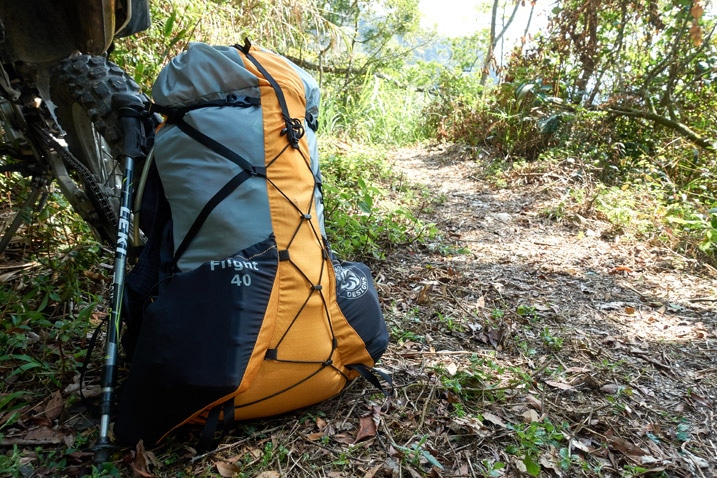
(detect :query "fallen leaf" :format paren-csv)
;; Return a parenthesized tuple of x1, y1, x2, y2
(0, 271, 19, 283)
(363, 464, 382, 478)
(355, 415, 377, 443)
(605, 431, 648, 456)
(415, 283, 432, 304)
(565, 366, 591, 373)
(216, 461, 241, 478)
(485, 325, 507, 348)
(482, 412, 507, 428)
(601, 335, 619, 346)
(525, 394, 543, 410)
(491, 282, 504, 294)
(0, 427, 66, 445)
(445, 361, 458, 376)
(333, 433, 355, 444)
(254, 472, 281, 478)
(467, 321, 482, 333)
(130, 440, 157, 478)
(544, 380, 574, 391)
(451, 416, 485, 434)
(383, 457, 400, 475)
(601, 383, 620, 394)
(686, 391, 712, 408)
(683, 453, 709, 469)
(522, 409, 540, 423)
(540, 450, 563, 476)
(445, 390, 461, 404)
(456, 463, 470, 476)
(305, 432, 325, 441)
(82, 270, 107, 282)
(43, 391, 64, 421)
(66, 450, 94, 464)
(570, 438, 595, 454)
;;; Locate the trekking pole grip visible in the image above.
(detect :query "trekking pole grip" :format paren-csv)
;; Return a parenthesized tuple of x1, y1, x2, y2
(113, 93, 147, 159)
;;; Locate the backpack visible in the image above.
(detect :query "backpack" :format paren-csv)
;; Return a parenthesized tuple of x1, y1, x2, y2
(114, 40, 390, 448)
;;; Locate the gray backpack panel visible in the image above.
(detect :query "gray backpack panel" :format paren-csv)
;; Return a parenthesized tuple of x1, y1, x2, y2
(152, 43, 270, 271)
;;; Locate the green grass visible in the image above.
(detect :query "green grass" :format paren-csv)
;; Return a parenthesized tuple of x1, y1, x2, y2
(320, 141, 439, 260)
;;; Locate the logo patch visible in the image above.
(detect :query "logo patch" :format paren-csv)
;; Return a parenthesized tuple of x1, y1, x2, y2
(335, 263, 369, 300)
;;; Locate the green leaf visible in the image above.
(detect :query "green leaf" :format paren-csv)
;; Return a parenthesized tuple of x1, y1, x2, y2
(163, 10, 176, 38)
(0, 391, 31, 411)
(516, 83, 535, 100)
(421, 449, 444, 470)
(665, 215, 702, 225)
(676, 423, 690, 441)
(523, 455, 541, 477)
(358, 201, 372, 214)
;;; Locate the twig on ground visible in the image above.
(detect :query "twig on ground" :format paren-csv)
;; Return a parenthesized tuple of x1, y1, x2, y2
(298, 433, 372, 464)
(190, 425, 284, 463)
(417, 385, 435, 430)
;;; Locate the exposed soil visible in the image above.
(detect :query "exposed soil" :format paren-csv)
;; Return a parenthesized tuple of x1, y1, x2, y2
(1, 144, 716, 477)
(369, 144, 717, 477)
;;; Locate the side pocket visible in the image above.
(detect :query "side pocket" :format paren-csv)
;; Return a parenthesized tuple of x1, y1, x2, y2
(115, 237, 279, 446)
(333, 260, 388, 362)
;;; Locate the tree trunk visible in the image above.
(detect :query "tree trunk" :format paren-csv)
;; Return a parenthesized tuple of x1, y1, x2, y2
(481, 0, 522, 85)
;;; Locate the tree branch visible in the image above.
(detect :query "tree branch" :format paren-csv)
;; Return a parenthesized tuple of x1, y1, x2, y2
(284, 56, 430, 93)
(285, 55, 355, 76)
(605, 107, 715, 150)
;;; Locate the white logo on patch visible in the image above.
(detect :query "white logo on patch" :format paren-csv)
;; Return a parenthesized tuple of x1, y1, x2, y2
(335, 263, 369, 300)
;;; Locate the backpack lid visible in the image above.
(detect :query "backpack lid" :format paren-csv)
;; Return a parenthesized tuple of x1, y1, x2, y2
(152, 42, 261, 107)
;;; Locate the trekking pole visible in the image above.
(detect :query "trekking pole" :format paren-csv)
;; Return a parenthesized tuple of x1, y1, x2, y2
(94, 93, 148, 463)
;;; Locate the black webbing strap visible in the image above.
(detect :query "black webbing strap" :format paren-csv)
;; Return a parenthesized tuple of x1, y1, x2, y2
(348, 364, 394, 397)
(173, 170, 254, 265)
(150, 96, 260, 121)
(223, 400, 235, 431)
(236, 38, 305, 149)
(198, 404, 221, 452)
(175, 120, 264, 176)
(198, 400, 236, 452)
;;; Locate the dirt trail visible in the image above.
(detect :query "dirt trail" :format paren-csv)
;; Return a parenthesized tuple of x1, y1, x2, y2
(371, 144, 717, 476)
(1, 144, 715, 477)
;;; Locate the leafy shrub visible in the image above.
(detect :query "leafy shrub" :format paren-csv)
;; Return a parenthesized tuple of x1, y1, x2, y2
(423, 77, 571, 161)
(320, 143, 438, 259)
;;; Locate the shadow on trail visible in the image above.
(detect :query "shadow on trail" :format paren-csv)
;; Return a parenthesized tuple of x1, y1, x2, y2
(376, 143, 716, 476)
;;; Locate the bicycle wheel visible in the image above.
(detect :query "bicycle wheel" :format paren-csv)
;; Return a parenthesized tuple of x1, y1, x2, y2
(50, 55, 142, 244)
